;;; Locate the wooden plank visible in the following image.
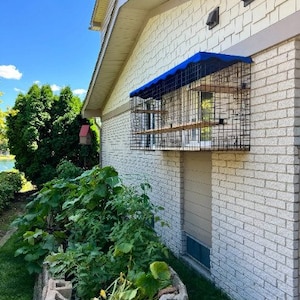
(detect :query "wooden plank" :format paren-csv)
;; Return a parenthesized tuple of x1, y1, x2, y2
(134, 120, 219, 135)
(190, 84, 250, 94)
(132, 109, 167, 114)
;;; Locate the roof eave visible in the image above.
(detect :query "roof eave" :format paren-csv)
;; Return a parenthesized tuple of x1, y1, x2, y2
(82, 0, 179, 118)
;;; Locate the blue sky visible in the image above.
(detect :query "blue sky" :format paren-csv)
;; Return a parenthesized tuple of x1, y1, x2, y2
(0, 0, 99, 110)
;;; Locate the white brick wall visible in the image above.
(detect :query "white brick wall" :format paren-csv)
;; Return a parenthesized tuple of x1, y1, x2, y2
(103, 0, 300, 114)
(211, 39, 300, 299)
(98, 0, 300, 299)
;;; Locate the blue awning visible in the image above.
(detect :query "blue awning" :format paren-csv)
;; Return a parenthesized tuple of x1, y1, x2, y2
(130, 51, 252, 99)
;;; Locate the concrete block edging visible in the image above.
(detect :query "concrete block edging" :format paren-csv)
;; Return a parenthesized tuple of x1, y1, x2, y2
(34, 265, 188, 300)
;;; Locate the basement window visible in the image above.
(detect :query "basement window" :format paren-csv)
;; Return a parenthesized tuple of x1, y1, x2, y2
(130, 52, 252, 151)
(186, 235, 210, 269)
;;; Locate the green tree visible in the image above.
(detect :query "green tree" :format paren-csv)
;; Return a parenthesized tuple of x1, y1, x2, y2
(6, 84, 99, 186)
(0, 92, 12, 154)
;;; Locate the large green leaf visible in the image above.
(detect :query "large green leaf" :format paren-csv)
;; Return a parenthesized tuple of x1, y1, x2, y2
(150, 261, 170, 280)
(42, 234, 57, 251)
(119, 288, 139, 300)
(94, 183, 108, 198)
(27, 261, 43, 274)
(135, 273, 159, 299)
(114, 243, 133, 256)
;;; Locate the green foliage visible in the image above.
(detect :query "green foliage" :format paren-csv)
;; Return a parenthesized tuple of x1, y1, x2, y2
(0, 92, 15, 153)
(56, 159, 84, 179)
(6, 84, 99, 186)
(96, 261, 171, 300)
(14, 166, 168, 299)
(0, 171, 22, 212)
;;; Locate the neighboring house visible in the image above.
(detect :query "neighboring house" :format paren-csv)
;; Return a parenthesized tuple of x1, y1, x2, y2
(82, 0, 300, 299)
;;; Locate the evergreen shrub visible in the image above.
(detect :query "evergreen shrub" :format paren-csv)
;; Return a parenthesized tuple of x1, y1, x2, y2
(0, 171, 22, 212)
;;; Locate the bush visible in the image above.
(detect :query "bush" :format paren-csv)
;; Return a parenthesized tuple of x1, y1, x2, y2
(0, 171, 22, 212)
(14, 166, 168, 299)
(56, 159, 84, 179)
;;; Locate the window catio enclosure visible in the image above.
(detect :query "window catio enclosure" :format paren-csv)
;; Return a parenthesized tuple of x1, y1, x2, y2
(130, 52, 252, 151)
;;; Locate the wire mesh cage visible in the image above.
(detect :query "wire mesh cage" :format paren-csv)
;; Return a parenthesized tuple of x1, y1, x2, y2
(130, 56, 251, 151)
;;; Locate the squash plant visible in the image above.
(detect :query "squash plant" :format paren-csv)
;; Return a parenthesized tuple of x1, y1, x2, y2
(95, 261, 172, 300)
(14, 166, 168, 299)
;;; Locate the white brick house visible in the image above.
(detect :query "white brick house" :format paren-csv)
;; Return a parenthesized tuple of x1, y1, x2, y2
(82, 1, 300, 299)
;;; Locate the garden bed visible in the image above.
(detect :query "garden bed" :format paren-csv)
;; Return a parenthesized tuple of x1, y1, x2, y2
(35, 265, 188, 300)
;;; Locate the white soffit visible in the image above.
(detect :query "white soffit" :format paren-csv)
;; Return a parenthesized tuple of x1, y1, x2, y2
(90, 0, 109, 30)
(83, 0, 172, 117)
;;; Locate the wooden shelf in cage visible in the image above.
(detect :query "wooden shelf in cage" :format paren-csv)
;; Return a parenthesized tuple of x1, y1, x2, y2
(135, 120, 220, 135)
(132, 109, 167, 114)
(190, 84, 250, 94)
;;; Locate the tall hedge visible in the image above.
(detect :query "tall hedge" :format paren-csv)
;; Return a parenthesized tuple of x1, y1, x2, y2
(6, 84, 99, 186)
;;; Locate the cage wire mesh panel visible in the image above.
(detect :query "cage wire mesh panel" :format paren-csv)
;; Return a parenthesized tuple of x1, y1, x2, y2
(130, 52, 251, 151)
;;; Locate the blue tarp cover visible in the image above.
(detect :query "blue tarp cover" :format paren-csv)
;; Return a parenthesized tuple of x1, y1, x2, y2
(130, 51, 252, 99)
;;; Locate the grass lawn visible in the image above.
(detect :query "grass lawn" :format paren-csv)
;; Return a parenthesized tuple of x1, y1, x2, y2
(0, 191, 36, 300)
(0, 232, 35, 300)
(0, 155, 14, 161)
(168, 255, 230, 300)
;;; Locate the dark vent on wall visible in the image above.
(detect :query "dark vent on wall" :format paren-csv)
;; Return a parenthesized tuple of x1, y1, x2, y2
(206, 7, 219, 30)
(242, 0, 255, 7)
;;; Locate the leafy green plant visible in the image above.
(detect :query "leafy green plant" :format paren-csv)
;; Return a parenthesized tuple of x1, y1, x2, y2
(14, 166, 168, 299)
(56, 159, 84, 179)
(0, 171, 22, 212)
(13, 176, 81, 272)
(14, 228, 58, 274)
(103, 183, 167, 275)
(95, 261, 172, 300)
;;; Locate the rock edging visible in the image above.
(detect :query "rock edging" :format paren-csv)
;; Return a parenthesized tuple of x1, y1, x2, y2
(34, 266, 188, 300)
(159, 267, 188, 300)
(33, 266, 72, 300)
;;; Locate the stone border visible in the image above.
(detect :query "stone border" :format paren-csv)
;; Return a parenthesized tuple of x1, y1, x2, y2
(159, 267, 188, 300)
(0, 228, 16, 248)
(34, 266, 188, 300)
(33, 266, 72, 300)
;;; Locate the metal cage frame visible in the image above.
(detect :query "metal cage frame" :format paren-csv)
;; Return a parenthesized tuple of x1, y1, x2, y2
(130, 52, 251, 151)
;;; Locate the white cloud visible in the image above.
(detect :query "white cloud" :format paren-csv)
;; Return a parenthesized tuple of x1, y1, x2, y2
(33, 80, 41, 85)
(73, 89, 87, 96)
(0, 65, 22, 80)
(14, 88, 25, 93)
(50, 84, 62, 92)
